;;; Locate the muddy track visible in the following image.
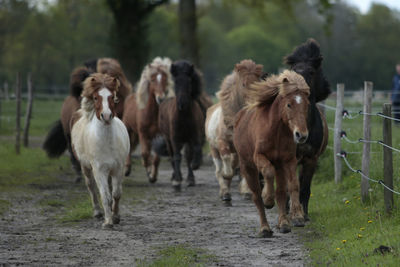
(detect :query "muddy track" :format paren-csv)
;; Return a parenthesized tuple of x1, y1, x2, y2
(0, 157, 306, 266)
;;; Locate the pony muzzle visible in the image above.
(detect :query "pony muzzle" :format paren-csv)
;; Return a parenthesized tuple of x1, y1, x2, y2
(294, 130, 308, 144)
(101, 112, 113, 124)
(155, 95, 165, 105)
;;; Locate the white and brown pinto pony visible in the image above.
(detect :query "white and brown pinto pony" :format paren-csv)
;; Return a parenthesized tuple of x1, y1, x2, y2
(71, 73, 129, 228)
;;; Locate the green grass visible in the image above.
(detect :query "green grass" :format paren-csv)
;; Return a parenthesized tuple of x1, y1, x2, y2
(57, 196, 92, 223)
(304, 99, 400, 266)
(138, 245, 217, 267)
(0, 99, 64, 136)
(0, 143, 69, 192)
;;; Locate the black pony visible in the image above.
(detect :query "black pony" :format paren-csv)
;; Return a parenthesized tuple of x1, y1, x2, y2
(285, 39, 330, 220)
(158, 60, 205, 191)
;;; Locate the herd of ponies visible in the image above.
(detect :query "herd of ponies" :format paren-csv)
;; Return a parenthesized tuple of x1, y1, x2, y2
(43, 39, 331, 236)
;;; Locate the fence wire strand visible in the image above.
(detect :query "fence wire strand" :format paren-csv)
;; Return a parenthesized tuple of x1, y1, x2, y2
(337, 152, 400, 195)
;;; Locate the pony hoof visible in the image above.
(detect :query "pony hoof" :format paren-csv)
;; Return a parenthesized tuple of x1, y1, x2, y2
(264, 200, 275, 209)
(187, 178, 195, 187)
(74, 176, 82, 183)
(258, 229, 273, 238)
(112, 216, 120, 224)
(243, 193, 252, 201)
(173, 184, 181, 192)
(102, 223, 113, 229)
(292, 217, 305, 227)
(279, 224, 291, 234)
(304, 214, 310, 222)
(222, 193, 232, 202)
(125, 168, 131, 177)
(94, 211, 103, 219)
(148, 176, 157, 184)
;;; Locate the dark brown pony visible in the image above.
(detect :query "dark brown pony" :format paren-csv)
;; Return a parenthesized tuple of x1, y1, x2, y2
(234, 70, 310, 237)
(122, 57, 174, 181)
(158, 60, 204, 191)
(43, 58, 132, 181)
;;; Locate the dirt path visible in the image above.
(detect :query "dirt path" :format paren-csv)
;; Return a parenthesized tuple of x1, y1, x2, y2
(0, 157, 306, 266)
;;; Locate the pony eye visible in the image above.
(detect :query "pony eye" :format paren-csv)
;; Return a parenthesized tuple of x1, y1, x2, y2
(287, 104, 291, 108)
(94, 97, 97, 101)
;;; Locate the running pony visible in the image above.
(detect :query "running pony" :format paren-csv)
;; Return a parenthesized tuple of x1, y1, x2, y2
(122, 57, 174, 181)
(234, 70, 310, 237)
(71, 73, 129, 228)
(206, 60, 264, 203)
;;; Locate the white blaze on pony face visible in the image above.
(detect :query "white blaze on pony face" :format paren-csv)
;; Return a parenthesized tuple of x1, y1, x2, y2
(295, 95, 302, 104)
(98, 88, 113, 124)
(156, 73, 162, 84)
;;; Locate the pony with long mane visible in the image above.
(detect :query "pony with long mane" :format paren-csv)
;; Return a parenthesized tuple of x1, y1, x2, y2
(71, 73, 129, 228)
(206, 59, 264, 203)
(158, 60, 205, 191)
(234, 70, 310, 237)
(122, 57, 175, 181)
(43, 58, 132, 182)
(284, 39, 330, 220)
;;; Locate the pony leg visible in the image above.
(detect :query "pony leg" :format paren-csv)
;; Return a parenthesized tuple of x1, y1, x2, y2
(285, 159, 305, 227)
(191, 143, 203, 170)
(125, 130, 138, 177)
(211, 147, 231, 202)
(299, 157, 317, 221)
(139, 133, 155, 183)
(253, 153, 275, 209)
(217, 139, 234, 178)
(171, 142, 184, 191)
(239, 176, 252, 200)
(111, 169, 123, 224)
(274, 168, 291, 233)
(184, 144, 195, 186)
(149, 152, 160, 184)
(241, 163, 273, 238)
(82, 167, 102, 218)
(67, 137, 82, 183)
(92, 168, 113, 228)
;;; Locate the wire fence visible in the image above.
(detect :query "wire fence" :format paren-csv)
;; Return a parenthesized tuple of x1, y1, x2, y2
(319, 85, 400, 209)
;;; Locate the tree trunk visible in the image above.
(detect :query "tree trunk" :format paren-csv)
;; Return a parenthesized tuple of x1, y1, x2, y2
(179, 0, 199, 66)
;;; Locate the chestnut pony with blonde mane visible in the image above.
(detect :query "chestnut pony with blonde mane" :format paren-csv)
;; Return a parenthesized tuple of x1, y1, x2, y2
(43, 58, 132, 182)
(234, 70, 310, 237)
(206, 60, 264, 203)
(71, 73, 129, 229)
(122, 57, 174, 181)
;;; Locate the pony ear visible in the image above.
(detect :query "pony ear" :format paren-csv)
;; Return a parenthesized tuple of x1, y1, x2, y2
(282, 77, 289, 83)
(170, 64, 177, 76)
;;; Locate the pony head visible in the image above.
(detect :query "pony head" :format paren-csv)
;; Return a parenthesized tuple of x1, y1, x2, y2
(248, 70, 310, 144)
(284, 39, 330, 103)
(137, 57, 174, 109)
(170, 60, 202, 111)
(82, 73, 120, 124)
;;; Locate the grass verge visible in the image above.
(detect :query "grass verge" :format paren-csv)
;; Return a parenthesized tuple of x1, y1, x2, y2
(138, 245, 217, 267)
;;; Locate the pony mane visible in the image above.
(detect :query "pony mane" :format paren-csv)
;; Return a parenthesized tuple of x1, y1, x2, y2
(136, 57, 175, 109)
(284, 38, 323, 69)
(81, 73, 120, 118)
(217, 59, 264, 128)
(96, 58, 132, 99)
(69, 66, 91, 98)
(246, 70, 310, 109)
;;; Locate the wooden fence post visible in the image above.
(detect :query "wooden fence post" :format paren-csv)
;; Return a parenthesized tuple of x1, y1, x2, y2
(334, 83, 344, 183)
(361, 81, 373, 202)
(383, 103, 394, 213)
(15, 72, 21, 154)
(4, 82, 9, 101)
(23, 73, 34, 147)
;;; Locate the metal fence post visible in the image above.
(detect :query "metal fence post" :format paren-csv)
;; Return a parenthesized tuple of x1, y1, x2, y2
(361, 81, 372, 202)
(334, 84, 344, 183)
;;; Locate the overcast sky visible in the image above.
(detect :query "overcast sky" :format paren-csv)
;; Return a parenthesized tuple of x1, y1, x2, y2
(347, 0, 400, 13)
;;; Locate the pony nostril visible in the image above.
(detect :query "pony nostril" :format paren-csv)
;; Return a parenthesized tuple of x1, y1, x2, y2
(101, 113, 104, 120)
(295, 132, 301, 138)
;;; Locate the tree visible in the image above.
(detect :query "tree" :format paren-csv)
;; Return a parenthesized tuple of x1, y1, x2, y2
(106, 0, 168, 80)
(178, 0, 199, 66)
